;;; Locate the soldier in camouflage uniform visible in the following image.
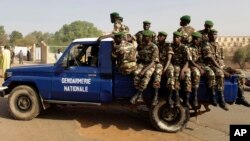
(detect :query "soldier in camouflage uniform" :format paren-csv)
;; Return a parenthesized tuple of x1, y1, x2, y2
(202, 32, 229, 111)
(171, 31, 192, 108)
(112, 32, 137, 75)
(110, 12, 129, 34)
(177, 15, 195, 45)
(188, 32, 205, 107)
(135, 21, 156, 44)
(98, 12, 132, 42)
(208, 29, 250, 107)
(153, 31, 174, 107)
(198, 20, 214, 45)
(130, 30, 159, 104)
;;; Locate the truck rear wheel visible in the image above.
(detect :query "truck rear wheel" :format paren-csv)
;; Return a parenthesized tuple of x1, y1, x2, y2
(149, 101, 187, 132)
(8, 85, 41, 120)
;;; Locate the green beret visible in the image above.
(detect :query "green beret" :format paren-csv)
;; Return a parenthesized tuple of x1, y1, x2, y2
(180, 15, 191, 22)
(114, 32, 125, 37)
(210, 29, 218, 34)
(158, 31, 168, 36)
(142, 30, 153, 37)
(173, 31, 182, 37)
(192, 32, 202, 38)
(110, 12, 119, 17)
(205, 20, 214, 26)
(143, 21, 151, 24)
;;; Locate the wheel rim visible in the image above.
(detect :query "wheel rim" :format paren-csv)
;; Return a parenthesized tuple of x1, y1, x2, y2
(16, 95, 32, 112)
(159, 105, 180, 124)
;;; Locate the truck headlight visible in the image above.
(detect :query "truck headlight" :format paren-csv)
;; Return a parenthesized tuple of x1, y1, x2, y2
(4, 71, 12, 80)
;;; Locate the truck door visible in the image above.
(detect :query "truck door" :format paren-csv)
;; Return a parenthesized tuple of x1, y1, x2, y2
(51, 43, 101, 102)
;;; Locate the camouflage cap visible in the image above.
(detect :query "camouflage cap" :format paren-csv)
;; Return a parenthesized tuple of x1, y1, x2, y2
(142, 30, 153, 37)
(158, 31, 168, 36)
(192, 32, 202, 38)
(114, 32, 125, 37)
(143, 21, 151, 24)
(210, 29, 218, 35)
(180, 15, 191, 22)
(110, 12, 120, 17)
(173, 31, 182, 37)
(205, 20, 214, 26)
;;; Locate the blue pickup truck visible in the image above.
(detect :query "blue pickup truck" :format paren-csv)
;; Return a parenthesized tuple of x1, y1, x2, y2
(0, 38, 238, 132)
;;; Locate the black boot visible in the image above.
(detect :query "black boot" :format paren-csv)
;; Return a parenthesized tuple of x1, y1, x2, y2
(184, 91, 191, 108)
(209, 88, 218, 106)
(218, 91, 229, 111)
(235, 88, 250, 107)
(152, 88, 159, 106)
(130, 90, 143, 104)
(174, 90, 180, 107)
(166, 89, 174, 108)
(192, 88, 199, 107)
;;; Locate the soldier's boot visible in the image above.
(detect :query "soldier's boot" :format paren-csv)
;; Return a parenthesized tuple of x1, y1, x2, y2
(137, 91, 144, 103)
(218, 91, 229, 111)
(192, 88, 199, 107)
(209, 88, 218, 106)
(183, 92, 191, 108)
(130, 90, 142, 104)
(152, 88, 159, 106)
(174, 90, 180, 107)
(166, 90, 174, 108)
(235, 88, 250, 107)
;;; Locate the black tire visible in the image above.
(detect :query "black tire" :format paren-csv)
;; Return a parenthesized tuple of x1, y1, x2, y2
(8, 85, 41, 120)
(149, 101, 187, 132)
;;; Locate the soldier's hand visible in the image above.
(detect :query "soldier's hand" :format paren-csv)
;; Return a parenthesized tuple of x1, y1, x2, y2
(180, 71, 185, 80)
(224, 71, 231, 78)
(200, 69, 205, 75)
(139, 71, 145, 77)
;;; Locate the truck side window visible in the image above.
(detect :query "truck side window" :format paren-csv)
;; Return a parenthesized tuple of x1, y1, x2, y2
(66, 44, 99, 67)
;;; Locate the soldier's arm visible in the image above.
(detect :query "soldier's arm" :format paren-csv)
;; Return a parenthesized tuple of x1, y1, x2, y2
(163, 54, 172, 74)
(189, 60, 204, 75)
(97, 34, 114, 42)
(139, 61, 155, 76)
(180, 61, 189, 80)
(209, 57, 221, 69)
(140, 45, 159, 76)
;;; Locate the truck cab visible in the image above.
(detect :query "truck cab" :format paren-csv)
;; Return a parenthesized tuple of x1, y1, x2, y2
(0, 38, 239, 132)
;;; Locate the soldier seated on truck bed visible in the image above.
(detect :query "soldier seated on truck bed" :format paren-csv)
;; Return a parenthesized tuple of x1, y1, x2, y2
(112, 32, 137, 75)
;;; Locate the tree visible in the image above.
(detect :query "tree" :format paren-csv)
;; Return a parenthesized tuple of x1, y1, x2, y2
(233, 47, 249, 70)
(54, 20, 102, 45)
(0, 26, 8, 46)
(9, 30, 23, 45)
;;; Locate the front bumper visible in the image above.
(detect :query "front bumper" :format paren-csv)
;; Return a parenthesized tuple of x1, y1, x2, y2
(0, 86, 8, 97)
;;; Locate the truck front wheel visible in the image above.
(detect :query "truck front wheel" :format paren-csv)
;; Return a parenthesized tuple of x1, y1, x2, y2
(149, 101, 187, 132)
(8, 85, 41, 120)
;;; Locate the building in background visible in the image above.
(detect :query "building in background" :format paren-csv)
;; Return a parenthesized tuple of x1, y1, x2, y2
(217, 36, 250, 56)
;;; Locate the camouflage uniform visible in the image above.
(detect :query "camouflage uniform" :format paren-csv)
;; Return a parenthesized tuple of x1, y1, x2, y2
(134, 42, 159, 90)
(171, 43, 192, 92)
(112, 20, 129, 34)
(112, 40, 137, 75)
(153, 42, 173, 88)
(177, 26, 195, 45)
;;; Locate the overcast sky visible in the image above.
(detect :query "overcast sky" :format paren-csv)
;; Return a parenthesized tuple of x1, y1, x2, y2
(1, 0, 250, 38)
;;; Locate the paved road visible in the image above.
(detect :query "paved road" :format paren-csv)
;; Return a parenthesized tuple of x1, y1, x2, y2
(0, 62, 250, 141)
